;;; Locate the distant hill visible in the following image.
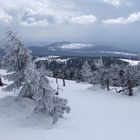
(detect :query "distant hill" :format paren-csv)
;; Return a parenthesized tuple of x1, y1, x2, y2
(29, 42, 138, 58)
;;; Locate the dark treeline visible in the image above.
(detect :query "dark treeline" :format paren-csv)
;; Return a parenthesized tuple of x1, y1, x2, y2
(35, 56, 140, 96)
(35, 56, 128, 80)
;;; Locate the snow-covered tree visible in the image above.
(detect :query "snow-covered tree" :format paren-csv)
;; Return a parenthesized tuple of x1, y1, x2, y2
(106, 64, 140, 96)
(122, 65, 140, 96)
(91, 70, 100, 85)
(81, 61, 93, 83)
(99, 67, 110, 90)
(94, 59, 108, 89)
(38, 62, 53, 77)
(2, 31, 32, 91)
(18, 62, 70, 124)
(74, 68, 82, 83)
(1, 30, 70, 124)
(107, 64, 122, 87)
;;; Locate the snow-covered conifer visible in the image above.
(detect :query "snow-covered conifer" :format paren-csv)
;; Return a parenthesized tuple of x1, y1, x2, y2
(81, 61, 93, 83)
(18, 62, 70, 124)
(2, 30, 32, 91)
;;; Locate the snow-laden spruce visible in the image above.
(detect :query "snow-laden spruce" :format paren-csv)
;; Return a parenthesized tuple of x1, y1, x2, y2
(81, 60, 93, 83)
(18, 62, 70, 124)
(2, 31, 32, 91)
(2, 30, 70, 124)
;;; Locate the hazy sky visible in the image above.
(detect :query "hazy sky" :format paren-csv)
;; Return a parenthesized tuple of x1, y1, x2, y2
(0, 0, 140, 49)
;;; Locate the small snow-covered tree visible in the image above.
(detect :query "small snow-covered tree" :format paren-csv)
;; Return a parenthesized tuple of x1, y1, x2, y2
(106, 63, 140, 96)
(99, 67, 110, 90)
(122, 65, 140, 96)
(74, 68, 82, 83)
(2, 30, 32, 91)
(38, 62, 53, 77)
(108, 64, 121, 87)
(81, 61, 93, 83)
(18, 62, 70, 124)
(94, 60, 108, 89)
(91, 70, 100, 85)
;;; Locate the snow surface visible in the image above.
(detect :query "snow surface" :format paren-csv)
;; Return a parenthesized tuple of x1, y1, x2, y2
(99, 51, 137, 56)
(120, 59, 140, 66)
(34, 56, 60, 62)
(71, 50, 137, 56)
(60, 43, 93, 49)
(0, 69, 140, 140)
(35, 56, 60, 62)
(35, 56, 70, 63)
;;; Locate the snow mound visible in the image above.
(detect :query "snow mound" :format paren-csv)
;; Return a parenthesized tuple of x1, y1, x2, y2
(0, 96, 53, 129)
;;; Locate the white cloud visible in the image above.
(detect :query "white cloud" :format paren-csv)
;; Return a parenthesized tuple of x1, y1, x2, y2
(0, 0, 98, 27)
(20, 17, 49, 27)
(103, 12, 140, 24)
(71, 15, 97, 24)
(103, 0, 130, 7)
(21, 8, 97, 26)
(0, 8, 12, 24)
(0, 0, 75, 26)
(20, 14, 97, 26)
(104, 0, 121, 7)
(54, 16, 70, 25)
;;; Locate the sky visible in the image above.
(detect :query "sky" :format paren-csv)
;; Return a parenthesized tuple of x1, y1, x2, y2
(0, 0, 140, 50)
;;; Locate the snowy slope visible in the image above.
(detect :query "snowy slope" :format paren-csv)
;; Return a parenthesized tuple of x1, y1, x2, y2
(0, 69, 140, 140)
(120, 59, 140, 66)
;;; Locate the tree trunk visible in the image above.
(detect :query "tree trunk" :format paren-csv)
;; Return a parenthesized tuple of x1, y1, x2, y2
(62, 78, 65, 87)
(0, 78, 3, 86)
(128, 79, 133, 96)
(106, 79, 110, 91)
(56, 77, 58, 84)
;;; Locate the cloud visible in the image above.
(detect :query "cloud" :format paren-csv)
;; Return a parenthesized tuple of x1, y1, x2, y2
(103, 0, 121, 7)
(71, 15, 97, 24)
(0, 8, 12, 24)
(19, 9, 51, 27)
(19, 7, 97, 26)
(20, 14, 97, 27)
(0, 0, 76, 26)
(103, 0, 131, 7)
(20, 17, 49, 27)
(54, 16, 70, 25)
(103, 12, 140, 24)
(54, 15, 97, 25)
(0, 0, 98, 27)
